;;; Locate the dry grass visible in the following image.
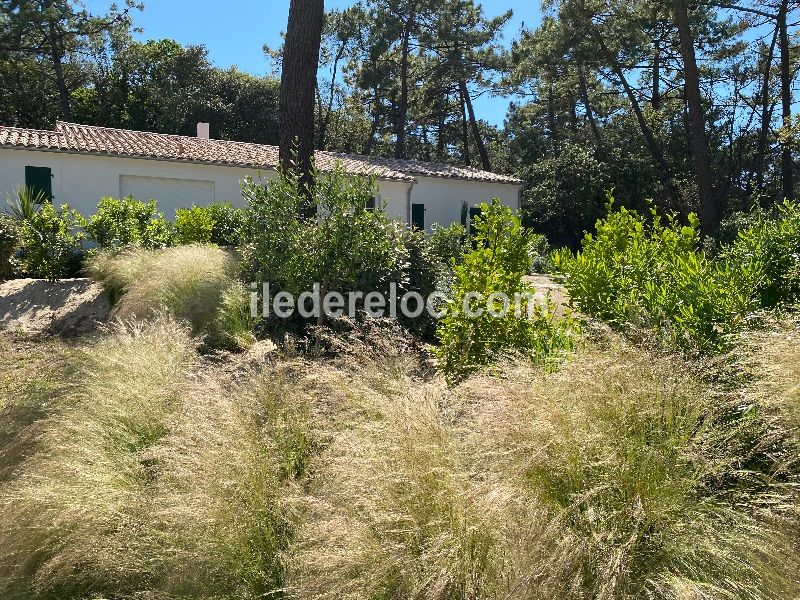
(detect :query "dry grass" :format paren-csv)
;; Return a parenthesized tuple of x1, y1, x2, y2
(0, 318, 323, 599)
(462, 345, 800, 599)
(0, 318, 197, 598)
(1, 315, 799, 599)
(86, 245, 254, 349)
(737, 314, 800, 443)
(290, 333, 800, 600)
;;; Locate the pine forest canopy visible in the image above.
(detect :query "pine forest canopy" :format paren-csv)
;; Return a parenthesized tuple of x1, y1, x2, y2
(1, 0, 798, 244)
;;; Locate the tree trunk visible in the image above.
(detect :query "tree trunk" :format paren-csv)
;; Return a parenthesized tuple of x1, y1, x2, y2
(48, 21, 71, 121)
(756, 27, 779, 192)
(459, 79, 491, 171)
(279, 0, 325, 202)
(317, 48, 343, 150)
(394, 8, 416, 159)
(578, 67, 602, 148)
(652, 40, 661, 110)
(778, 0, 794, 201)
(364, 94, 380, 154)
(459, 85, 471, 166)
(436, 113, 446, 160)
(673, 0, 718, 234)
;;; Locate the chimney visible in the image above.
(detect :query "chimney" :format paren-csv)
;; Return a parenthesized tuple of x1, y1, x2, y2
(197, 122, 210, 139)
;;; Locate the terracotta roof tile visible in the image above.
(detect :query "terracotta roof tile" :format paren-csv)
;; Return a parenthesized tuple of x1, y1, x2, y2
(0, 122, 522, 185)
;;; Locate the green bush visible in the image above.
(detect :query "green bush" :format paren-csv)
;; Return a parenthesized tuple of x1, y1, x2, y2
(555, 196, 761, 351)
(720, 200, 800, 307)
(527, 231, 552, 274)
(206, 201, 246, 246)
(242, 169, 408, 329)
(174, 205, 214, 244)
(84, 196, 174, 250)
(0, 215, 20, 280)
(18, 203, 84, 281)
(394, 225, 444, 337)
(436, 199, 577, 379)
(429, 222, 469, 269)
(522, 142, 612, 249)
(715, 207, 766, 247)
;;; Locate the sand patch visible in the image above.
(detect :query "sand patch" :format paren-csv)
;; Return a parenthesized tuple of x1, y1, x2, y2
(0, 278, 110, 336)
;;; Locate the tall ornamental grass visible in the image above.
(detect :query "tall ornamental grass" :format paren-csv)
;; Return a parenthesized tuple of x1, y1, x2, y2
(0, 319, 318, 599)
(290, 330, 800, 599)
(86, 244, 253, 349)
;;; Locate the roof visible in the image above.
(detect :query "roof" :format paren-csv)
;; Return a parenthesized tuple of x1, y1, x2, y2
(0, 121, 523, 185)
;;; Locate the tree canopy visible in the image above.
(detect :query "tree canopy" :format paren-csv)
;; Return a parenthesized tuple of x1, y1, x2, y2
(1, 0, 798, 243)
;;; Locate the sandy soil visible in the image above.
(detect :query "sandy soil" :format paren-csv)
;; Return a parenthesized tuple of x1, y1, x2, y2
(524, 274, 571, 316)
(0, 278, 110, 336)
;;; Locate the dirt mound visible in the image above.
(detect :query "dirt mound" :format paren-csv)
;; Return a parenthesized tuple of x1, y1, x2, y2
(0, 278, 110, 336)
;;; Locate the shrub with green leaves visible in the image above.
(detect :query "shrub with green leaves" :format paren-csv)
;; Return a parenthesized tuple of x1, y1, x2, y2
(18, 203, 85, 281)
(206, 201, 246, 246)
(429, 222, 469, 269)
(174, 205, 214, 244)
(0, 215, 20, 280)
(393, 225, 445, 336)
(242, 168, 418, 330)
(84, 196, 174, 250)
(555, 196, 762, 351)
(436, 199, 577, 379)
(527, 231, 552, 274)
(720, 200, 800, 307)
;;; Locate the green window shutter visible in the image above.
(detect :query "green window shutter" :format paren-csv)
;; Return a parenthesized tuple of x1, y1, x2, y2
(469, 206, 482, 233)
(24, 166, 53, 202)
(411, 203, 425, 230)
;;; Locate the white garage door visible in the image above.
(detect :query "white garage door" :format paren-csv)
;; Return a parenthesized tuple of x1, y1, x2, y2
(120, 175, 215, 218)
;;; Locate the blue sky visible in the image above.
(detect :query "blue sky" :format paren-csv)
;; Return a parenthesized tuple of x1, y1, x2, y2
(83, 0, 541, 126)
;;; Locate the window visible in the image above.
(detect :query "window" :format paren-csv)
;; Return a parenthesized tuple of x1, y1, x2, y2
(366, 196, 376, 211)
(25, 166, 53, 202)
(469, 206, 482, 233)
(411, 203, 425, 230)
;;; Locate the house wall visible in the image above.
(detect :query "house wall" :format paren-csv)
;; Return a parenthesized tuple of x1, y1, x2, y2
(0, 148, 519, 229)
(408, 176, 522, 231)
(0, 148, 278, 218)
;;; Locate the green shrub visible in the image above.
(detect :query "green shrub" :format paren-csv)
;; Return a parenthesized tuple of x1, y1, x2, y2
(206, 201, 246, 246)
(85, 196, 174, 250)
(555, 196, 761, 352)
(527, 231, 552, 274)
(715, 207, 766, 246)
(242, 168, 408, 329)
(174, 205, 214, 244)
(720, 200, 800, 307)
(18, 203, 84, 281)
(0, 215, 20, 280)
(429, 222, 469, 269)
(394, 225, 445, 337)
(436, 199, 577, 379)
(87, 245, 253, 350)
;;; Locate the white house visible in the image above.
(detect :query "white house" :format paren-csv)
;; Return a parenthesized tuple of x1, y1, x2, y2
(0, 121, 523, 230)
